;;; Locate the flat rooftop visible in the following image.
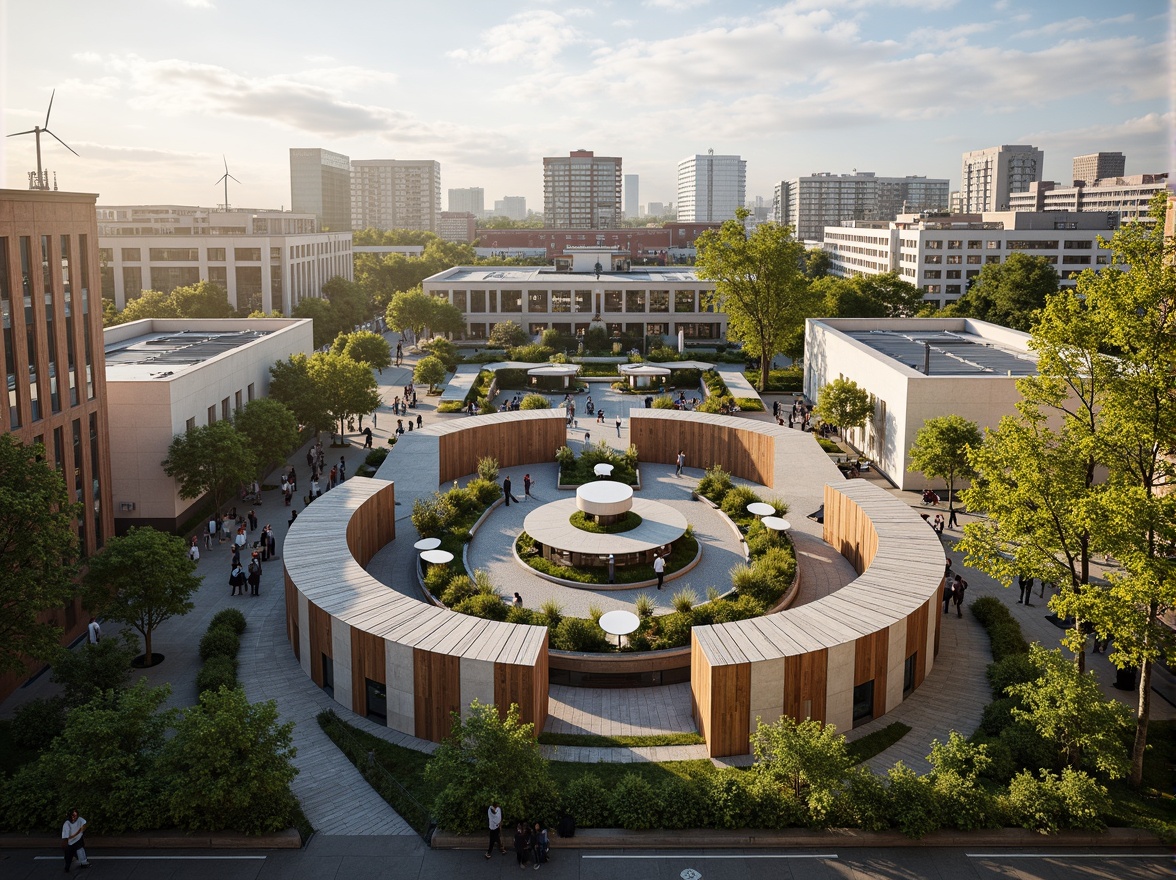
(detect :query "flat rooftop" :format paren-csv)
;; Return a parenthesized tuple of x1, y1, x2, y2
(843, 328, 1038, 376)
(104, 328, 274, 381)
(431, 267, 702, 284)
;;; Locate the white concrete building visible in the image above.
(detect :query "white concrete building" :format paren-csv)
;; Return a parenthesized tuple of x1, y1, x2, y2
(773, 172, 949, 243)
(1009, 174, 1168, 225)
(804, 317, 1037, 490)
(422, 248, 723, 342)
(351, 159, 442, 232)
(624, 174, 640, 219)
(677, 152, 746, 223)
(959, 145, 1044, 213)
(104, 318, 313, 532)
(97, 205, 353, 315)
(492, 196, 527, 221)
(1072, 152, 1125, 185)
(821, 210, 1117, 308)
(447, 187, 484, 218)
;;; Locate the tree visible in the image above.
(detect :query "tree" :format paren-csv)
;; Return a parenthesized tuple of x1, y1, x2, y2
(386, 287, 435, 343)
(803, 247, 832, 278)
(331, 329, 392, 373)
(162, 686, 298, 833)
(695, 209, 820, 390)
(161, 420, 256, 518)
(813, 377, 872, 436)
(488, 320, 528, 349)
(750, 715, 851, 821)
(165, 281, 235, 319)
(82, 527, 200, 664)
(321, 275, 371, 333)
(519, 393, 550, 410)
(50, 631, 138, 707)
(951, 253, 1059, 331)
(291, 296, 339, 349)
(233, 398, 300, 483)
(908, 415, 982, 516)
(106, 289, 179, 326)
(425, 700, 558, 834)
(413, 355, 447, 394)
(307, 351, 381, 438)
(269, 354, 333, 435)
(426, 296, 466, 339)
(419, 336, 458, 371)
(0, 436, 81, 674)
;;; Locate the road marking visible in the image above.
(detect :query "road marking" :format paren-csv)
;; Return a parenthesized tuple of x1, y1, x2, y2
(38, 855, 267, 861)
(582, 854, 838, 859)
(966, 853, 1170, 859)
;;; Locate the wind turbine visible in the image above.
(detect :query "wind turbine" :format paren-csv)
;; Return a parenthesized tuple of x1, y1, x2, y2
(215, 156, 241, 211)
(6, 89, 78, 190)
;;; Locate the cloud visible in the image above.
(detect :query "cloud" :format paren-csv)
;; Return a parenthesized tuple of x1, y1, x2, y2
(446, 10, 594, 68)
(68, 142, 210, 164)
(177, 0, 215, 8)
(644, 0, 709, 8)
(1017, 13, 1135, 39)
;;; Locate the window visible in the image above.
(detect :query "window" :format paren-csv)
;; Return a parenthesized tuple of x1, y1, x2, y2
(234, 248, 262, 261)
(947, 240, 962, 249)
(924, 270, 941, 279)
(365, 679, 387, 724)
(966, 255, 981, 264)
(452, 290, 467, 312)
(208, 405, 216, 424)
(527, 291, 547, 312)
(500, 290, 522, 312)
(903, 654, 917, 697)
(852, 680, 874, 727)
(149, 248, 199, 261)
(674, 290, 695, 313)
(222, 397, 230, 421)
(924, 255, 941, 264)
(604, 290, 622, 312)
(985, 255, 1000, 264)
(186, 417, 196, 432)
(121, 247, 141, 261)
(923, 284, 941, 293)
(470, 290, 486, 312)
(207, 247, 226, 261)
(946, 270, 961, 279)
(1096, 255, 1109, 264)
(945, 255, 962, 264)
(986, 240, 1001, 249)
(235, 390, 243, 412)
(925, 240, 942, 249)
(1063, 240, 1093, 249)
(625, 290, 645, 312)
(1062, 255, 1091, 265)
(321, 654, 334, 698)
(574, 290, 592, 313)
(967, 240, 982, 249)
(551, 290, 571, 313)
(946, 284, 961, 294)
(247, 383, 255, 402)
(1006, 240, 1058, 250)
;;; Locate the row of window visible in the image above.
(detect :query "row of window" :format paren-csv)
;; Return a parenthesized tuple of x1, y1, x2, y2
(184, 385, 257, 432)
(458, 321, 721, 341)
(436, 289, 708, 314)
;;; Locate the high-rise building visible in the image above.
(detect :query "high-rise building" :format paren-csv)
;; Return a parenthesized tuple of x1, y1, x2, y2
(959, 145, 1044, 213)
(624, 174, 640, 219)
(677, 152, 746, 223)
(351, 159, 441, 232)
(773, 172, 950, 243)
(646, 202, 668, 218)
(543, 150, 622, 229)
(492, 196, 527, 221)
(448, 187, 484, 218)
(0, 188, 115, 699)
(290, 148, 352, 232)
(1072, 152, 1126, 186)
(438, 212, 477, 243)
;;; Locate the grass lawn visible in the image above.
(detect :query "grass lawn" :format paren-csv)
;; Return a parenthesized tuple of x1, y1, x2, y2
(846, 722, 911, 765)
(1104, 719, 1176, 839)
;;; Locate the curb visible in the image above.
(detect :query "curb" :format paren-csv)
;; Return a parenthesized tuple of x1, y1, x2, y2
(430, 825, 1165, 850)
(0, 829, 302, 850)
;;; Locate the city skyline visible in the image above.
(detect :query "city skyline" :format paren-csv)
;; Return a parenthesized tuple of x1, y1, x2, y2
(2, 0, 1170, 212)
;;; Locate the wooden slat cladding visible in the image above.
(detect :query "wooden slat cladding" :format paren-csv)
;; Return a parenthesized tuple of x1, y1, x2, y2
(350, 626, 386, 714)
(905, 601, 929, 688)
(707, 663, 752, 757)
(437, 412, 567, 484)
(284, 571, 298, 652)
(854, 629, 889, 719)
(307, 602, 331, 688)
(691, 634, 713, 745)
(630, 412, 775, 487)
(345, 483, 396, 566)
(413, 649, 462, 741)
(783, 649, 828, 722)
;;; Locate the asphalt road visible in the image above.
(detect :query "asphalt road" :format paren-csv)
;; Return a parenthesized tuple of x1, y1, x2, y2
(4, 837, 1173, 880)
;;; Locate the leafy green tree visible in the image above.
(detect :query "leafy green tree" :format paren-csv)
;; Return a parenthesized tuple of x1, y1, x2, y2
(162, 686, 298, 833)
(332, 329, 392, 373)
(50, 631, 138, 707)
(695, 209, 820, 390)
(233, 398, 300, 483)
(425, 700, 558, 833)
(386, 287, 435, 343)
(1006, 645, 1131, 776)
(488, 320, 529, 348)
(951, 253, 1059, 330)
(426, 296, 466, 339)
(413, 355, 447, 394)
(291, 296, 339, 349)
(419, 336, 459, 371)
(750, 715, 851, 822)
(82, 527, 200, 664)
(0, 436, 81, 674)
(269, 354, 333, 435)
(803, 247, 832, 278)
(308, 351, 382, 438)
(908, 415, 982, 518)
(165, 281, 235, 319)
(321, 275, 371, 333)
(813, 377, 872, 436)
(519, 393, 550, 410)
(161, 420, 256, 518)
(106, 289, 178, 325)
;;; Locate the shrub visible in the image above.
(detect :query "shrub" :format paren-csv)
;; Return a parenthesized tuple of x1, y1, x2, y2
(437, 400, 464, 413)
(466, 477, 502, 506)
(720, 485, 762, 521)
(440, 575, 478, 607)
(836, 767, 891, 832)
(986, 652, 1042, 697)
(520, 393, 551, 410)
(1005, 767, 1109, 834)
(209, 607, 247, 636)
(555, 445, 575, 467)
(696, 464, 734, 504)
(970, 596, 1029, 661)
(745, 772, 806, 829)
(455, 592, 508, 621)
(997, 719, 1061, 774)
(734, 397, 765, 411)
(701, 771, 755, 829)
(195, 655, 239, 694)
(885, 762, 941, 838)
(477, 396, 496, 414)
(562, 773, 613, 828)
(551, 617, 612, 652)
(979, 696, 1019, 737)
(424, 563, 455, 596)
(507, 343, 555, 363)
(49, 632, 139, 707)
(506, 606, 534, 625)
(10, 697, 66, 750)
(411, 493, 458, 537)
(609, 773, 660, 830)
(198, 626, 239, 662)
(670, 588, 698, 614)
(476, 456, 500, 482)
(652, 395, 676, 409)
(656, 776, 708, 829)
(538, 600, 563, 628)
(634, 593, 656, 619)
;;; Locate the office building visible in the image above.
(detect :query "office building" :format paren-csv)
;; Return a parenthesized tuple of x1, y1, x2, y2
(773, 172, 950, 243)
(351, 159, 441, 233)
(543, 150, 622, 229)
(103, 318, 313, 534)
(290, 148, 352, 232)
(820, 210, 1117, 309)
(624, 174, 640, 219)
(646, 202, 668, 218)
(0, 188, 115, 699)
(473, 222, 720, 263)
(1008, 173, 1168, 225)
(448, 187, 484, 218)
(959, 145, 1044, 213)
(437, 212, 477, 244)
(492, 196, 527, 222)
(1072, 152, 1125, 185)
(96, 205, 353, 315)
(677, 152, 746, 223)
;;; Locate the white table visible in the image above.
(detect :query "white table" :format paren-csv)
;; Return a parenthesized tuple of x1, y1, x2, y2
(420, 549, 454, 566)
(762, 516, 791, 533)
(746, 502, 775, 518)
(414, 537, 442, 551)
(598, 609, 640, 648)
(593, 463, 615, 477)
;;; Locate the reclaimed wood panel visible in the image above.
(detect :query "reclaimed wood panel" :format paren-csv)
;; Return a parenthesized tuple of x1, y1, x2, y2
(905, 601, 929, 688)
(854, 628, 889, 719)
(437, 412, 567, 483)
(413, 649, 462, 741)
(630, 412, 776, 487)
(783, 648, 828, 722)
(307, 601, 331, 688)
(345, 483, 396, 565)
(350, 626, 386, 714)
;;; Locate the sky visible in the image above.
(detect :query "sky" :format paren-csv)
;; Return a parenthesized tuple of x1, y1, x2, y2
(1, 0, 1171, 214)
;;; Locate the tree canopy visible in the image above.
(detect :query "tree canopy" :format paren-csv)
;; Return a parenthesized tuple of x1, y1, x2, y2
(488, 320, 529, 349)
(105, 281, 235, 327)
(82, 527, 200, 663)
(161, 420, 256, 517)
(331, 329, 392, 373)
(908, 415, 982, 512)
(269, 353, 333, 435)
(946, 253, 1059, 330)
(413, 355, 447, 393)
(813, 377, 872, 435)
(233, 398, 301, 483)
(0, 436, 80, 674)
(307, 351, 382, 437)
(695, 210, 820, 390)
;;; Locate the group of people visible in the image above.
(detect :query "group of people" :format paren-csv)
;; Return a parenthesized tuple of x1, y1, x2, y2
(774, 399, 811, 431)
(942, 560, 968, 617)
(392, 383, 417, 414)
(501, 474, 533, 506)
(486, 801, 551, 869)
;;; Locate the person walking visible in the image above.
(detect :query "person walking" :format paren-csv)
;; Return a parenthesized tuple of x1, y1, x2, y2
(416, 413, 423, 430)
(503, 475, 519, 506)
(653, 552, 666, 590)
(189, 536, 201, 563)
(61, 808, 90, 872)
(951, 574, 968, 618)
(206, 516, 217, 550)
(1017, 573, 1035, 607)
(514, 821, 531, 869)
(523, 474, 532, 500)
(229, 563, 246, 597)
(947, 505, 959, 529)
(485, 800, 506, 859)
(247, 509, 258, 532)
(675, 450, 685, 477)
(615, 416, 622, 436)
(531, 821, 549, 869)
(339, 456, 347, 481)
(248, 554, 262, 596)
(266, 525, 277, 561)
(87, 617, 101, 645)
